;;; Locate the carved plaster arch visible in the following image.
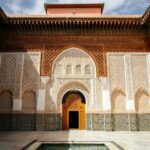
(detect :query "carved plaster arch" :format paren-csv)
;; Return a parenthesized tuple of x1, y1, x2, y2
(22, 84, 37, 97)
(134, 86, 150, 95)
(52, 47, 97, 77)
(0, 86, 13, 94)
(135, 87, 150, 113)
(0, 89, 13, 112)
(111, 87, 127, 113)
(57, 81, 89, 111)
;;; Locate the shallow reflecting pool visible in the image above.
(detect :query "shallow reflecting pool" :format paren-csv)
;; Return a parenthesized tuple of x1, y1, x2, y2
(37, 144, 109, 150)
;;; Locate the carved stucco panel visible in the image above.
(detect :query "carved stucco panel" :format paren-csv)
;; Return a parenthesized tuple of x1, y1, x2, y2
(131, 54, 149, 94)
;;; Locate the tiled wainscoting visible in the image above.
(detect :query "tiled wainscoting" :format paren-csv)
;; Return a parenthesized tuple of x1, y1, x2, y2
(0, 114, 12, 131)
(44, 113, 62, 131)
(0, 113, 149, 131)
(86, 114, 112, 131)
(137, 114, 150, 131)
(12, 114, 36, 131)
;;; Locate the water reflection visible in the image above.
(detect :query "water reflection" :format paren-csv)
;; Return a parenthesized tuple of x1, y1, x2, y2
(37, 144, 109, 150)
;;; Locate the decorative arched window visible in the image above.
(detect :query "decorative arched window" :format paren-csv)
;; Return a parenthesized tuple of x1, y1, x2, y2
(85, 65, 91, 74)
(66, 65, 72, 75)
(52, 48, 96, 78)
(76, 65, 81, 74)
(55, 65, 62, 75)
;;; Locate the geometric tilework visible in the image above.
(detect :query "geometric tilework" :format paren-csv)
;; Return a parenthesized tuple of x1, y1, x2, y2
(86, 114, 92, 130)
(0, 114, 11, 131)
(44, 113, 62, 131)
(87, 113, 137, 131)
(112, 114, 129, 131)
(92, 114, 105, 131)
(104, 114, 112, 131)
(137, 114, 150, 131)
(0, 113, 150, 131)
(36, 114, 45, 131)
(129, 114, 137, 131)
(12, 114, 36, 131)
(86, 113, 112, 131)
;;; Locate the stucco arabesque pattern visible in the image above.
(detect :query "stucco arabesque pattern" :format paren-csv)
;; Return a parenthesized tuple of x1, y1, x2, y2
(0, 50, 150, 113)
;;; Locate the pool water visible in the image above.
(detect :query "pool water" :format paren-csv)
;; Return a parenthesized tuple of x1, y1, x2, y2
(37, 144, 109, 150)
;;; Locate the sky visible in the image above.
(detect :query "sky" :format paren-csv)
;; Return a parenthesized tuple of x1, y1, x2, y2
(0, 0, 149, 15)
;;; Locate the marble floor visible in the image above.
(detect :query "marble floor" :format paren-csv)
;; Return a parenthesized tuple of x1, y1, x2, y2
(0, 131, 150, 150)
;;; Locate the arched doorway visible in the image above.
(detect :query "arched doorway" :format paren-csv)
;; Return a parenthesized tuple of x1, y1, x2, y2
(62, 90, 86, 130)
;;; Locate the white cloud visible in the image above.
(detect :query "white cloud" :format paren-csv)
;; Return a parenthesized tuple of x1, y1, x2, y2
(3, 0, 46, 15)
(30, 0, 46, 14)
(7, 4, 21, 13)
(1, 0, 147, 15)
(103, 0, 126, 14)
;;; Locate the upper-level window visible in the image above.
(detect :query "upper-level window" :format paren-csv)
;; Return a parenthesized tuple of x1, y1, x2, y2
(66, 65, 72, 75)
(76, 65, 81, 74)
(55, 64, 62, 74)
(52, 48, 96, 78)
(85, 65, 91, 74)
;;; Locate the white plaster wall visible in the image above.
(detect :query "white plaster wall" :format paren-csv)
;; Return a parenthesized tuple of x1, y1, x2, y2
(36, 89, 45, 111)
(0, 52, 41, 112)
(1, 51, 150, 113)
(126, 100, 135, 111)
(102, 89, 111, 111)
(108, 53, 150, 113)
(13, 99, 22, 110)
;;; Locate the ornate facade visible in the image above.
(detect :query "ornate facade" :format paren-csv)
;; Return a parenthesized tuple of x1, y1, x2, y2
(0, 3, 150, 131)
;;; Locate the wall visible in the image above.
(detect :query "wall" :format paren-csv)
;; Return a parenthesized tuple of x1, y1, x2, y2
(0, 35, 150, 131)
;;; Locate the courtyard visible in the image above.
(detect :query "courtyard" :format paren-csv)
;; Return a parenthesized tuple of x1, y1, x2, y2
(0, 1, 150, 150)
(0, 131, 150, 150)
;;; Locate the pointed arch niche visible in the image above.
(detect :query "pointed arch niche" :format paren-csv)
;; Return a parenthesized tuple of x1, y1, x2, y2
(111, 88, 127, 113)
(56, 81, 89, 130)
(52, 47, 96, 78)
(135, 88, 150, 113)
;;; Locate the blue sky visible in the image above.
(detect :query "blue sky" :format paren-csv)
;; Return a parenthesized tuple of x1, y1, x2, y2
(0, 0, 149, 15)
